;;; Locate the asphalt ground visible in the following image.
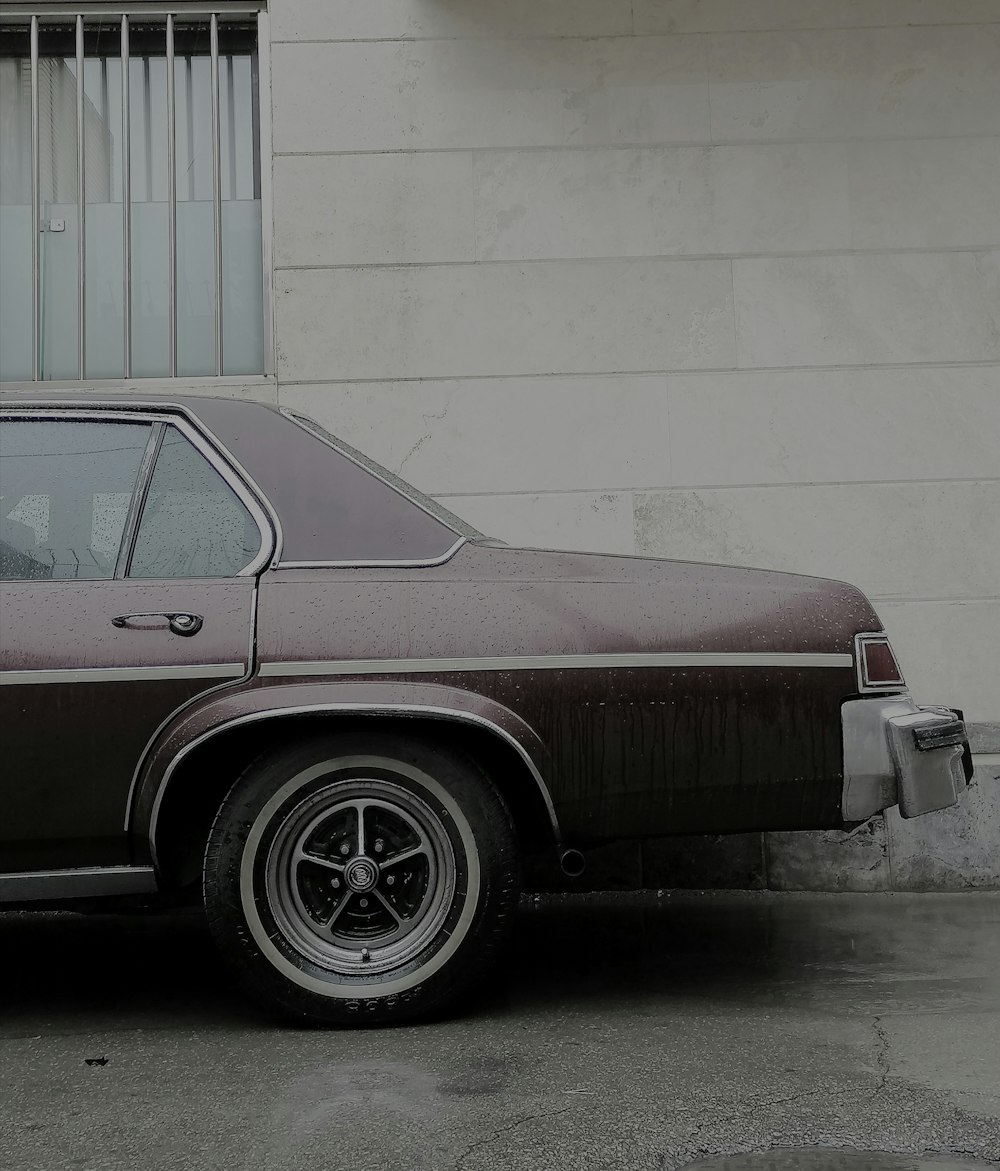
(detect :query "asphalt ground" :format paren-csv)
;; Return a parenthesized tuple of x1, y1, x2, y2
(1, 891, 998, 1171)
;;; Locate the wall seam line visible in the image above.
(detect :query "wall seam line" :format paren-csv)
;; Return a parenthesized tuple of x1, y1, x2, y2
(432, 478, 1000, 498)
(268, 22, 1000, 45)
(271, 132, 1000, 157)
(269, 360, 1000, 386)
(274, 246, 1000, 271)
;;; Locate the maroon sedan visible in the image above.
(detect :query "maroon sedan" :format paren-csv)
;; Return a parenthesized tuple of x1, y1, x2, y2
(0, 395, 973, 1024)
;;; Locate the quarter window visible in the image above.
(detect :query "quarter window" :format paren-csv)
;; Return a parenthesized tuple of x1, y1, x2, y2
(0, 419, 150, 580)
(0, 10, 264, 382)
(128, 426, 261, 578)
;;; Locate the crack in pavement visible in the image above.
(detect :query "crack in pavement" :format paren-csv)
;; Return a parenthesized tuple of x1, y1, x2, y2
(680, 1082, 863, 1149)
(667, 1087, 858, 1170)
(872, 1016, 891, 1089)
(453, 1107, 572, 1169)
(663, 1026, 999, 1171)
(668, 1029, 911, 1171)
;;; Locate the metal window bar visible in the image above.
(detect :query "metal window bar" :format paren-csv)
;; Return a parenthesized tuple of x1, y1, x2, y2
(210, 11, 223, 376)
(121, 13, 131, 377)
(226, 53, 236, 197)
(249, 24, 260, 200)
(100, 56, 109, 192)
(76, 13, 85, 378)
(185, 53, 194, 202)
(166, 12, 177, 376)
(30, 15, 40, 381)
(11, 7, 265, 384)
(256, 7, 271, 376)
(142, 55, 152, 201)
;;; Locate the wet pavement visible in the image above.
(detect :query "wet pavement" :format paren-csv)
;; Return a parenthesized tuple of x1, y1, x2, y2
(0, 891, 998, 1171)
(685, 1155, 994, 1170)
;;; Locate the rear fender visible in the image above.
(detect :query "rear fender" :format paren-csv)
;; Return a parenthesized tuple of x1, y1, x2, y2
(129, 679, 558, 871)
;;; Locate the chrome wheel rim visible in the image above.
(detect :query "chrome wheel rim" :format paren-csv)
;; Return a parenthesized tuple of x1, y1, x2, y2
(265, 778, 456, 977)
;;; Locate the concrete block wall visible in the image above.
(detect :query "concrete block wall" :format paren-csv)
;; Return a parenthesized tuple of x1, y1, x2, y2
(263, 0, 1000, 890)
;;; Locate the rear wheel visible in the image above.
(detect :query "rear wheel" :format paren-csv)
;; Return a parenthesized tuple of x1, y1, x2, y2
(203, 731, 520, 1025)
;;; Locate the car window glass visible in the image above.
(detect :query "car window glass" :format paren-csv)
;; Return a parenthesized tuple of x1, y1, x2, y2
(0, 419, 150, 581)
(128, 426, 261, 578)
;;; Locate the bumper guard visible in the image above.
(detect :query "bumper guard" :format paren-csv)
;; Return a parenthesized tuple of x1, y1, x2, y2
(842, 696, 973, 822)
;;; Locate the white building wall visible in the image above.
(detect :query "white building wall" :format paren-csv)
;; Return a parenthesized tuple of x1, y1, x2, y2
(266, 0, 1000, 890)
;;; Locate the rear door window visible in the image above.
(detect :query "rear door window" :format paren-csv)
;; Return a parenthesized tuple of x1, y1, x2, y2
(128, 426, 262, 578)
(0, 419, 150, 581)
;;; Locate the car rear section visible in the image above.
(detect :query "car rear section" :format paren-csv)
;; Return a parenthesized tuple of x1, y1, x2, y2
(250, 541, 973, 844)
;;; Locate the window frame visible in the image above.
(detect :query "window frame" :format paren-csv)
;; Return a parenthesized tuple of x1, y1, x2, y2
(0, 1, 274, 385)
(0, 407, 274, 579)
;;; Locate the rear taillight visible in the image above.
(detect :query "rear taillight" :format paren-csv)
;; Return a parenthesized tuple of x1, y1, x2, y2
(855, 633, 905, 692)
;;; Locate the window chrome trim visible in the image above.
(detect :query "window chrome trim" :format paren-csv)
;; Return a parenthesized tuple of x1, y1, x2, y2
(0, 376, 273, 391)
(156, 406, 283, 569)
(258, 652, 856, 678)
(0, 866, 157, 903)
(132, 415, 274, 576)
(114, 420, 164, 577)
(0, 402, 280, 574)
(275, 536, 469, 572)
(1, 4, 263, 17)
(0, 377, 274, 391)
(144, 703, 563, 870)
(854, 632, 907, 694)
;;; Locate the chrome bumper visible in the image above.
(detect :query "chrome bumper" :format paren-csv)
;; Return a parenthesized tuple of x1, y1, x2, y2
(841, 694, 974, 821)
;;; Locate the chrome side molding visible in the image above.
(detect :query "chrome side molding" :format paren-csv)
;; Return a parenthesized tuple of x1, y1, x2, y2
(0, 866, 157, 903)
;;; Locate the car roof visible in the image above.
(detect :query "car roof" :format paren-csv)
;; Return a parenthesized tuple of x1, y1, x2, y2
(1, 392, 479, 565)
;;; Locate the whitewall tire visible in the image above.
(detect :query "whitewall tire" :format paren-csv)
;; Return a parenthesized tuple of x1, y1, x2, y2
(203, 731, 520, 1025)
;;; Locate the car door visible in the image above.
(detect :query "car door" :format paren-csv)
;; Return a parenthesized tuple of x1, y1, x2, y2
(0, 410, 271, 873)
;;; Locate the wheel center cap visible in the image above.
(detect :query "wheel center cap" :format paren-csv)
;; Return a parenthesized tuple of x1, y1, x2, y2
(344, 857, 379, 893)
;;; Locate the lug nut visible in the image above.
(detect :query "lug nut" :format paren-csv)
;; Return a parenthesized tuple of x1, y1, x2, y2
(359, 898, 368, 908)
(332, 878, 340, 889)
(340, 843, 350, 856)
(374, 839, 384, 853)
(386, 875, 395, 886)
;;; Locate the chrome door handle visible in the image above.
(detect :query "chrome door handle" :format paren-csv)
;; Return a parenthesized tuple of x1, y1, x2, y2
(111, 612, 204, 637)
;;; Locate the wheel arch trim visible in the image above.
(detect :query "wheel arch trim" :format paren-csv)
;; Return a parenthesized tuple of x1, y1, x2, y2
(142, 700, 560, 873)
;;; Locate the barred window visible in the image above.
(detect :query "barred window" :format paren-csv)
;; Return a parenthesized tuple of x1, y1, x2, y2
(0, 9, 266, 381)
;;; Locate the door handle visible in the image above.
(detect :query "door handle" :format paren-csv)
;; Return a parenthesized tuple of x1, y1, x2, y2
(111, 612, 204, 637)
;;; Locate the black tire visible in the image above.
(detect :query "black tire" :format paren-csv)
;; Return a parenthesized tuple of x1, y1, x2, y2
(203, 731, 520, 1026)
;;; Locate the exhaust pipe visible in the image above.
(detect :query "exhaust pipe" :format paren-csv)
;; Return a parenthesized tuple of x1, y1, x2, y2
(558, 848, 586, 878)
